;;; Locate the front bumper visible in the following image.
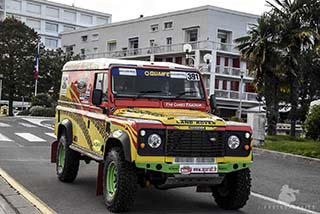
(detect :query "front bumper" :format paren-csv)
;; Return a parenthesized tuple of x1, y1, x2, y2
(135, 161, 252, 174)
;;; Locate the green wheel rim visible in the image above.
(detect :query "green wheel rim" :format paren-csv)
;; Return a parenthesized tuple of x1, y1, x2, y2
(58, 143, 65, 172)
(106, 161, 117, 198)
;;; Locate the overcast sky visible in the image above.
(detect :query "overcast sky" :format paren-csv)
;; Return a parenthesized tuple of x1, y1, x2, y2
(49, 0, 270, 22)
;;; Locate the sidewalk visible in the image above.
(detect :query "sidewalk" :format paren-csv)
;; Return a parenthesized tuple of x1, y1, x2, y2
(0, 175, 40, 214)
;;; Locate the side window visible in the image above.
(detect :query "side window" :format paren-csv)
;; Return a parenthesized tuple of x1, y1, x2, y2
(95, 73, 108, 101)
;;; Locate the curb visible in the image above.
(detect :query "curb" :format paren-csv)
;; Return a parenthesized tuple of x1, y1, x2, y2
(0, 168, 56, 214)
(253, 148, 320, 166)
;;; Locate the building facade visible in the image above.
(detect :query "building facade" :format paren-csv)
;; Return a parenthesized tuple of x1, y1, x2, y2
(61, 5, 260, 119)
(0, 0, 111, 48)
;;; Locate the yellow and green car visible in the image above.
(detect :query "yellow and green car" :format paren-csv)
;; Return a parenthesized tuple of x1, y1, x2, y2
(51, 58, 253, 212)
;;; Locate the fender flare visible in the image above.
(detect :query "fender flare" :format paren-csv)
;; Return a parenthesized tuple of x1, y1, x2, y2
(57, 119, 73, 146)
(105, 130, 132, 162)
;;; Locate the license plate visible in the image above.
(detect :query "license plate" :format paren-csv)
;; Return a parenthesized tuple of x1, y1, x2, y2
(174, 157, 216, 164)
(179, 164, 218, 175)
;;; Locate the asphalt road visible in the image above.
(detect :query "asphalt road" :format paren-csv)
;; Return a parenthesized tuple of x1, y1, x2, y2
(0, 116, 319, 214)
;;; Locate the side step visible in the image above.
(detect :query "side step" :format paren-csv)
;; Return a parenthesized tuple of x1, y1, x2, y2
(69, 144, 104, 162)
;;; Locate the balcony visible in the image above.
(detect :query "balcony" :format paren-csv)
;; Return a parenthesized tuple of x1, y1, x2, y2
(85, 40, 240, 59)
(215, 90, 258, 102)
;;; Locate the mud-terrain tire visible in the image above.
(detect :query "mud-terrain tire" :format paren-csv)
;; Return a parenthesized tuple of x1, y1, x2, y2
(103, 147, 137, 212)
(56, 132, 80, 182)
(212, 168, 251, 210)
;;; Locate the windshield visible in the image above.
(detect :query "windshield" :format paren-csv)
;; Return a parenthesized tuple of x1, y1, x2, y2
(112, 67, 205, 100)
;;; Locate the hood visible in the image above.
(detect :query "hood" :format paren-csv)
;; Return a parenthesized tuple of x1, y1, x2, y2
(113, 108, 226, 126)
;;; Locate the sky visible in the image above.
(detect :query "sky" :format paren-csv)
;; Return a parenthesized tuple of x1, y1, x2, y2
(49, 0, 270, 22)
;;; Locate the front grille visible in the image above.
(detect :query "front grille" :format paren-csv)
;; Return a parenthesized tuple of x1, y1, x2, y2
(166, 130, 225, 157)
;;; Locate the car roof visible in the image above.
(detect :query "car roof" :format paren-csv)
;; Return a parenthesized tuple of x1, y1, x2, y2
(63, 58, 194, 71)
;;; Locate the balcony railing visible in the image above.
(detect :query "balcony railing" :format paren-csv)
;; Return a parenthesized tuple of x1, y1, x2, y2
(215, 66, 254, 78)
(85, 40, 240, 59)
(215, 90, 258, 101)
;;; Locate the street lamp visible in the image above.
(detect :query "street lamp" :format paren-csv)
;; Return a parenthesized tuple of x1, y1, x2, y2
(238, 70, 245, 118)
(0, 74, 3, 103)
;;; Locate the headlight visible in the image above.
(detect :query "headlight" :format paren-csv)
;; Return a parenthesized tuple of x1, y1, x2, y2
(228, 135, 240, 149)
(147, 134, 162, 148)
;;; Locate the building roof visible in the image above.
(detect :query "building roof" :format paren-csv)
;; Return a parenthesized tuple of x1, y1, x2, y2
(63, 58, 193, 71)
(61, 5, 259, 35)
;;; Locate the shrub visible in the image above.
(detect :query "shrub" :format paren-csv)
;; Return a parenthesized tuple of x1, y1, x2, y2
(30, 106, 55, 117)
(31, 93, 53, 108)
(17, 109, 30, 116)
(304, 105, 320, 141)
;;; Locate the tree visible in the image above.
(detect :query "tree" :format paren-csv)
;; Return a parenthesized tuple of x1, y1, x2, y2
(37, 48, 80, 102)
(0, 17, 39, 116)
(268, 0, 319, 137)
(235, 14, 282, 135)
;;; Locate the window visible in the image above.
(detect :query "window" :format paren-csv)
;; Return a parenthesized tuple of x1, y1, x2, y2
(217, 29, 232, 51)
(81, 35, 88, 42)
(223, 80, 228, 90)
(92, 33, 99, 41)
(80, 48, 85, 55)
(245, 83, 255, 92)
(166, 37, 172, 45)
(63, 25, 75, 32)
(45, 38, 58, 48)
(46, 7, 59, 18)
(164, 21, 173, 30)
(185, 28, 198, 42)
(26, 3, 41, 14)
(65, 45, 74, 55)
(95, 73, 108, 101)
(93, 47, 98, 53)
(80, 14, 93, 25)
(45, 22, 58, 33)
(63, 10, 76, 22)
(97, 17, 108, 25)
(26, 19, 40, 30)
(7, 0, 21, 12)
(150, 24, 159, 32)
(129, 37, 139, 49)
(231, 81, 239, 91)
(107, 41, 117, 52)
(149, 39, 155, 47)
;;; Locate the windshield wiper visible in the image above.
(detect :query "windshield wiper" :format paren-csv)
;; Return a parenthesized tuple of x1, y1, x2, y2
(136, 90, 163, 98)
(175, 90, 198, 99)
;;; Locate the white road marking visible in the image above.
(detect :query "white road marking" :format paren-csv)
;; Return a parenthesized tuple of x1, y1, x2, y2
(251, 192, 320, 214)
(45, 133, 56, 139)
(0, 133, 13, 142)
(19, 122, 37, 128)
(15, 133, 46, 142)
(0, 122, 10, 127)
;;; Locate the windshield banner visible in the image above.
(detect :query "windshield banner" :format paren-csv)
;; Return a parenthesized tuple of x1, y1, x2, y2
(112, 68, 200, 81)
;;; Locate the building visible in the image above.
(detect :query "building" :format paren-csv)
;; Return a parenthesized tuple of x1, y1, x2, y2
(61, 5, 260, 119)
(0, 0, 111, 48)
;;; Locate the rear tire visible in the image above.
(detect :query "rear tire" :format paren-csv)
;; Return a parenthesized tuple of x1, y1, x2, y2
(56, 132, 80, 182)
(212, 168, 251, 210)
(103, 147, 137, 212)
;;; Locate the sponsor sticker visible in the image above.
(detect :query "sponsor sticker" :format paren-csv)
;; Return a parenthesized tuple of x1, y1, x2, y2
(119, 68, 137, 76)
(60, 74, 69, 96)
(179, 164, 218, 175)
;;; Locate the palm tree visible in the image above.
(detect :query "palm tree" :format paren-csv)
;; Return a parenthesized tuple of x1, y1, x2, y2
(267, 0, 319, 137)
(235, 14, 282, 135)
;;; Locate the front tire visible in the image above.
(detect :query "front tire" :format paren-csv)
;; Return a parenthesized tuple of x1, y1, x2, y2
(212, 168, 251, 210)
(56, 132, 80, 182)
(103, 147, 137, 212)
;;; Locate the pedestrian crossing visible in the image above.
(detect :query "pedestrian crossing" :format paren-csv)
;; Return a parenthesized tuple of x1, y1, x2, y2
(0, 119, 56, 145)
(0, 122, 11, 127)
(0, 132, 56, 144)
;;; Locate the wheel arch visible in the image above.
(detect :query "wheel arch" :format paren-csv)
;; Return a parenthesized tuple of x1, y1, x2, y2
(104, 131, 132, 162)
(57, 119, 73, 146)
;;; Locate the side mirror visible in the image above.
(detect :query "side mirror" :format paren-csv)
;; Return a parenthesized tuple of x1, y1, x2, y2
(209, 94, 217, 113)
(92, 89, 103, 106)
